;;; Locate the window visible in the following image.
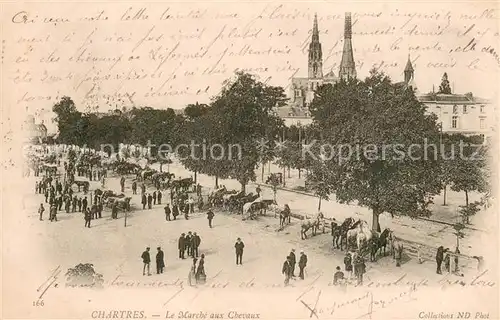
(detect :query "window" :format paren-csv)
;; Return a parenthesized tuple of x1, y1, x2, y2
(452, 116, 459, 129)
(463, 105, 468, 114)
(480, 117, 486, 129)
(480, 105, 485, 113)
(453, 105, 458, 114)
(295, 89, 302, 98)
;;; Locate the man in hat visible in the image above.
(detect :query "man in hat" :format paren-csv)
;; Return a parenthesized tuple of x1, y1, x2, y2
(141, 247, 151, 276)
(298, 250, 308, 280)
(289, 249, 297, 278)
(235, 238, 245, 265)
(38, 203, 45, 221)
(132, 181, 137, 194)
(147, 193, 153, 209)
(333, 266, 345, 285)
(157, 190, 162, 205)
(164, 204, 171, 221)
(282, 256, 292, 286)
(178, 233, 186, 259)
(207, 210, 215, 228)
(192, 232, 201, 258)
(185, 231, 193, 256)
(153, 191, 157, 205)
(156, 247, 165, 274)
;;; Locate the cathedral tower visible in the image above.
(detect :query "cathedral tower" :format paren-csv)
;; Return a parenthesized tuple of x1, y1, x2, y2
(339, 12, 356, 80)
(308, 13, 323, 79)
(404, 54, 414, 84)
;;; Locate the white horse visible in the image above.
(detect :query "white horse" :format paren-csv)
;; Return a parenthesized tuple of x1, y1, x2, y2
(347, 220, 373, 251)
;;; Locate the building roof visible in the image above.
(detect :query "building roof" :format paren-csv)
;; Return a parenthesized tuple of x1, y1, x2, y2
(276, 106, 310, 118)
(417, 93, 489, 104)
(291, 78, 309, 89)
(404, 55, 414, 72)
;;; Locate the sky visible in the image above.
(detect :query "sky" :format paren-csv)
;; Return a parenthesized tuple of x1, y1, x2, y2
(2, 1, 499, 132)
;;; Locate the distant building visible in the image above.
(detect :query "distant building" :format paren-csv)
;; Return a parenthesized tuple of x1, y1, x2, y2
(280, 12, 356, 125)
(23, 115, 48, 144)
(418, 92, 492, 136)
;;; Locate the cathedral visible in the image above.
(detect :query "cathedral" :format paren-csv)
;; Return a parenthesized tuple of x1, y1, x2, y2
(288, 12, 357, 110)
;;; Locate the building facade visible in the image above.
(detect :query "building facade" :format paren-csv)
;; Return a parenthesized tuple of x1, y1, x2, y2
(23, 115, 48, 144)
(287, 12, 355, 112)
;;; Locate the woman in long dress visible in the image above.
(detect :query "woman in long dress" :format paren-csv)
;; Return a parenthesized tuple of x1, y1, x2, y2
(196, 254, 206, 284)
(188, 258, 197, 286)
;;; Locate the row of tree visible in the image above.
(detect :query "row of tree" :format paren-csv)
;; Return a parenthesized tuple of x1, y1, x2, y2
(51, 70, 491, 231)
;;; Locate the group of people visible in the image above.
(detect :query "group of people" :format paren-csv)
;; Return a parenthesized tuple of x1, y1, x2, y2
(140, 189, 163, 210)
(141, 247, 165, 276)
(178, 232, 202, 259)
(281, 249, 308, 285)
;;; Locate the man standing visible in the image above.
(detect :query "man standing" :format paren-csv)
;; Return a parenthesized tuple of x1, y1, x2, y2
(84, 208, 91, 228)
(353, 254, 366, 285)
(147, 193, 153, 209)
(142, 193, 147, 210)
(153, 191, 157, 205)
(207, 210, 214, 228)
(132, 181, 137, 195)
(178, 233, 186, 259)
(141, 184, 146, 195)
(185, 232, 193, 256)
(120, 176, 125, 193)
(436, 246, 445, 274)
(298, 250, 308, 280)
(157, 190, 162, 205)
(164, 204, 171, 221)
(172, 203, 179, 220)
(82, 196, 88, 213)
(141, 247, 151, 276)
(289, 249, 296, 278)
(50, 205, 58, 222)
(235, 238, 245, 265)
(156, 247, 165, 274)
(184, 204, 190, 220)
(192, 232, 201, 258)
(38, 203, 45, 221)
(282, 256, 292, 286)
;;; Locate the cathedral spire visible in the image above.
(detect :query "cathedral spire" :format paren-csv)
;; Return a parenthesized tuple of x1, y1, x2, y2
(339, 12, 356, 80)
(308, 13, 323, 79)
(404, 53, 414, 84)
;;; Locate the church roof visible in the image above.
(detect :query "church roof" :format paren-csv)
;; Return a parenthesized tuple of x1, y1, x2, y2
(324, 70, 338, 80)
(404, 55, 414, 72)
(417, 93, 489, 104)
(276, 106, 310, 118)
(291, 77, 309, 89)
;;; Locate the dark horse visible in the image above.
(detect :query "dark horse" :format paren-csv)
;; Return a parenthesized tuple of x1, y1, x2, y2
(369, 228, 392, 262)
(331, 217, 355, 250)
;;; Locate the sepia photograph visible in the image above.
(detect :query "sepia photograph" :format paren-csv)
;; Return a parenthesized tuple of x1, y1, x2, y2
(1, 1, 499, 319)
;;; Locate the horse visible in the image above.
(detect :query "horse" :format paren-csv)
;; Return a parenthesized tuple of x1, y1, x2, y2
(279, 205, 291, 228)
(301, 217, 318, 240)
(316, 212, 326, 234)
(389, 232, 404, 267)
(369, 228, 392, 262)
(346, 220, 373, 252)
(337, 218, 356, 251)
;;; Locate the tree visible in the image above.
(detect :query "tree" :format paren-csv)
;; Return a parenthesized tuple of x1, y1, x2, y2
(448, 137, 488, 207)
(305, 158, 332, 212)
(198, 72, 287, 193)
(452, 222, 465, 250)
(52, 96, 85, 145)
(308, 69, 442, 231)
(438, 73, 452, 94)
(267, 173, 281, 202)
(458, 201, 481, 224)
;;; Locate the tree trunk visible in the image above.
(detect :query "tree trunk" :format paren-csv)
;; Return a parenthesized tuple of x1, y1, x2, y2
(287, 166, 291, 178)
(124, 210, 128, 227)
(273, 190, 277, 202)
(318, 197, 322, 211)
(372, 208, 381, 232)
(261, 162, 265, 181)
(240, 182, 246, 194)
(443, 184, 447, 206)
(282, 166, 286, 187)
(298, 169, 301, 179)
(268, 162, 271, 174)
(456, 235, 459, 249)
(215, 176, 219, 189)
(194, 170, 197, 184)
(160, 163, 163, 173)
(465, 190, 469, 206)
